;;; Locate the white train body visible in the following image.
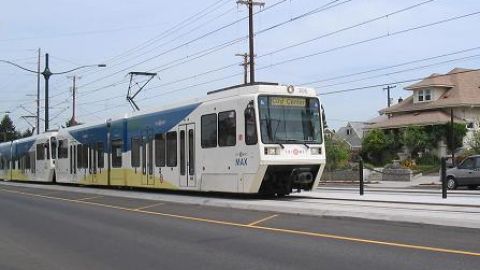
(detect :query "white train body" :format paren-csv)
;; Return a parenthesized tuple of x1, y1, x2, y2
(0, 83, 325, 195)
(0, 132, 57, 182)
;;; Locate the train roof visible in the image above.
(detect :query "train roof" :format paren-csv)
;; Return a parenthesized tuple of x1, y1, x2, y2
(57, 83, 317, 134)
(0, 131, 57, 147)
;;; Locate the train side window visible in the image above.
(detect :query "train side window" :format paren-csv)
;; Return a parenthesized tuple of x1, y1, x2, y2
(201, 113, 217, 148)
(30, 151, 35, 173)
(45, 143, 50, 160)
(155, 133, 166, 167)
(97, 142, 104, 169)
(218, 110, 236, 147)
(83, 145, 88, 168)
(166, 131, 177, 167)
(188, 129, 195, 175)
(111, 139, 123, 168)
(77, 145, 83, 168)
(131, 137, 141, 167)
(58, 140, 68, 159)
(245, 102, 258, 145)
(70, 145, 73, 173)
(50, 138, 57, 160)
(36, 144, 45, 160)
(26, 154, 31, 170)
(180, 130, 186, 175)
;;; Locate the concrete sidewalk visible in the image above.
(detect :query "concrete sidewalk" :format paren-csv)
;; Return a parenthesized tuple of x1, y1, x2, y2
(321, 174, 442, 189)
(1, 181, 479, 229)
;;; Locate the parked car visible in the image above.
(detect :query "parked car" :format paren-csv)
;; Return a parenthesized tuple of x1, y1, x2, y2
(446, 155, 480, 190)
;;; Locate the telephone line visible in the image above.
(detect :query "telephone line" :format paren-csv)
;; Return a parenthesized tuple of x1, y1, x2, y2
(317, 68, 480, 96)
(78, 0, 290, 89)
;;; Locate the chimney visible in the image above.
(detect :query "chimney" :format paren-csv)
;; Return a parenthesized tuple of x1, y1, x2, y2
(398, 97, 403, 103)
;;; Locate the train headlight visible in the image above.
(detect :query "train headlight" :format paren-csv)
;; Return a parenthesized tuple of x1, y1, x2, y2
(310, 147, 322, 155)
(264, 147, 280, 155)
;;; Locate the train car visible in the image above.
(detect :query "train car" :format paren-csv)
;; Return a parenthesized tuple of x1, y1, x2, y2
(54, 83, 326, 195)
(0, 131, 57, 182)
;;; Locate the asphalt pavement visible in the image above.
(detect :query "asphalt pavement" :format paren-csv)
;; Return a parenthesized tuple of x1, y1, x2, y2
(1, 183, 479, 270)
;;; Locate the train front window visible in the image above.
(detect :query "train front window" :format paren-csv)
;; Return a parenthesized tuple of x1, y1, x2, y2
(258, 96, 322, 144)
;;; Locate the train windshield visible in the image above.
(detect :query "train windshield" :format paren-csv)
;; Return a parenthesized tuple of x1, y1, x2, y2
(258, 96, 323, 144)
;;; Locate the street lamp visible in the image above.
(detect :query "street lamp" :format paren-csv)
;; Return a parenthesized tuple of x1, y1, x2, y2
(1, 55, 106, 132)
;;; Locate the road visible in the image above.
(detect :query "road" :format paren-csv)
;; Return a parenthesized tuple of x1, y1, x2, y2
(0, 185, 479, 270)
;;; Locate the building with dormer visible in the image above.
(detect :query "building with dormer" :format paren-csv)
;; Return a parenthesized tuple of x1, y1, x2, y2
(366, 68, 480, 156)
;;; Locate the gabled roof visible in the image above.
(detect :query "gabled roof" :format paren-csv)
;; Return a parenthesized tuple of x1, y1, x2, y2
(367, 110, 464, 129)
(404, 73, 454, 90)
(381, 68, 480, 114)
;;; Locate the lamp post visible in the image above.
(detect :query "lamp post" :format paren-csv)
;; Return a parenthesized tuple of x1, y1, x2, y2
(1, 55, 106, 132)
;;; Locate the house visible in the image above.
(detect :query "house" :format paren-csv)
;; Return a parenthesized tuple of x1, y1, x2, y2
(323, 128, 336, 140)
(336, 122, 367, 151)
(366, 67, 480, 156)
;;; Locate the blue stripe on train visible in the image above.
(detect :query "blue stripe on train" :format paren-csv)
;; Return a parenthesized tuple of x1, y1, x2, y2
(69, 103, 200, 151)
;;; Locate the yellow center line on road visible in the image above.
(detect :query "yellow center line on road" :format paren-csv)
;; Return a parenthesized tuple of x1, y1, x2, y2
(248, 214, 279, 226)
(76, 195, 104, 201)
(134, 202, 165, 211)
(1, 187, 480, 257)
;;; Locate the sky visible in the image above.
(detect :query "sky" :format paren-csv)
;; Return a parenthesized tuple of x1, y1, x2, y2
(1, 0, 480, 132)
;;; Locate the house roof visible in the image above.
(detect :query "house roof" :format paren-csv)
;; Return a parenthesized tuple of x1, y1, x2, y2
(380, 68, 480, 114)
(366, 110, 464, 129)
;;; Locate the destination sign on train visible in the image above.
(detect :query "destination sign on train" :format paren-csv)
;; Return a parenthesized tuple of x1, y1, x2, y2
(270, 97, 306, 107)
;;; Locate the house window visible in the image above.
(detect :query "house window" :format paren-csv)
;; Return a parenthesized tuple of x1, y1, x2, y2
(418, 89, 432, 102)
(346, 129, 351, 135)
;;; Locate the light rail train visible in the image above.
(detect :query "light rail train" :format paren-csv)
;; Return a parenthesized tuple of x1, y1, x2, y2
(0, 83, 325, 195)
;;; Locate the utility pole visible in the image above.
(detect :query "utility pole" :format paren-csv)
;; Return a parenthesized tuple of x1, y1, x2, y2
(383, 85, 396, 107)
(237, 0, 264, 84)
(36, 48, 41, 134)
(450, 108, 455, 165)
(235, 53, 249, 84)
(42, 53, 52, 132)
(67, 75, 81, 126)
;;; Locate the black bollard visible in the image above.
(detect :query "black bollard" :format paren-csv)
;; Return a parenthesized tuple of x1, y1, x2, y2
(441, 157, 447, 199)
(359, 158, 364, 196)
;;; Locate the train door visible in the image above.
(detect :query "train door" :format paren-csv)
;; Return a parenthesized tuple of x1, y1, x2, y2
(141, 130, 154, 185)
(89, 144, 98, 183)
(179, 124, 196, 187)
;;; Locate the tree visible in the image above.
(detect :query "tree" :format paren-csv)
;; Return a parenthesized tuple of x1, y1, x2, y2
(362, 129, 392, 165)
(468, 130, 480, 154)
(401, 126, 428, 157)
(325, 136, 350, 171)
(447, 123, 467, 153)
(0, 115, 17, 142)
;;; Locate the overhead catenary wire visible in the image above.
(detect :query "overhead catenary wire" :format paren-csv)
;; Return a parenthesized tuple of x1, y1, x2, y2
(314, 53, 480, 88)
(77, 0, 291, 89)
(73, 0, 355, 99)
(316, 68, 480, 96)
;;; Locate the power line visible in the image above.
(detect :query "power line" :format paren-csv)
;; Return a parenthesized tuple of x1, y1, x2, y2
(255, 10, 480, 72)
(314, 53, 480, 88)
(300, 45, 480, 85)
(123, 2, 463, 96)
(76, 0, 353, 98)
(317, 68, 480, 96)
(77, 0, 290, 89)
